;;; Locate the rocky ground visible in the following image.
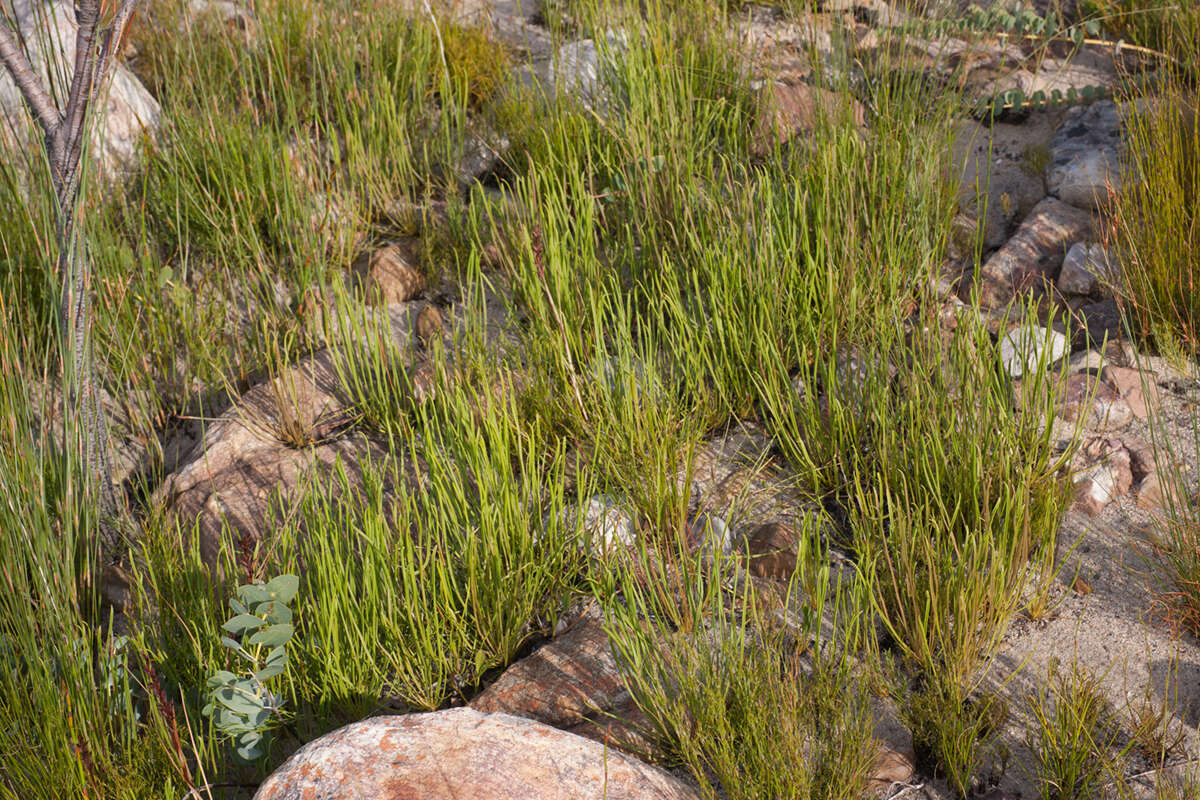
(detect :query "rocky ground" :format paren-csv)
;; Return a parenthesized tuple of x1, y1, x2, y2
(9, 0, 1200, 797)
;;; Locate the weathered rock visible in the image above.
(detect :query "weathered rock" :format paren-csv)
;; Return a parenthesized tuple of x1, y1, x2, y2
(868, 746, 915, 795)
(949, 119, 1047, 251)
(385, 0, 491, 25)
(472, 605, 633, 734)
(361, 242, 424, 305)
(1070, 437, 1133, 516)
(157, 307, 423, 572)
(999, 324, 1070, 378)
(1066, 348, 1107, 375)
(1048, 100, 1122, 210)
(545, 32, 627, 112)
(1072, 299, 1125, 349)
(455, 131, 508, 185)
(1, 0, 160, 190)
(752, 82, 866, 155)
(1057, 242, 1119, 297)
(976, 198, 1093, 309)
(1100, 365, 1159, 419)
(684, 510, 733, 557)
(1057, 372, 1134, 432)
(254, 708, 701, 800)
(1138, 471, 1165, 510)
(561, 495, 637, 557)
(490, 0, 554, 58)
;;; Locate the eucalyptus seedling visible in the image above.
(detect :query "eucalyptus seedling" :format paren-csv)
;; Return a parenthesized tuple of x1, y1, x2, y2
(203, 574, 298, 761)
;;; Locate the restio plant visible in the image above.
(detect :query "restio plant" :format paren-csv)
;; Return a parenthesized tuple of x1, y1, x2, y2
(203, 575, 299, 761)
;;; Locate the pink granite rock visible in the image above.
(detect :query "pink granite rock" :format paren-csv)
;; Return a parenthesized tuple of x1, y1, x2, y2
(253, 708, 700, 800)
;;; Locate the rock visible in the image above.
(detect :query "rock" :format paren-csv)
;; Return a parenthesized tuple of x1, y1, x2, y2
(745, 521, 801, 580)
(157, 307, 424, 573)
(752, 82, 866, 156)
(1057, 242, 1119, 297)
(949, 120, 1047, 251)
(1072, 299, 1125, 349)
(976, 198, 1093, 309)
(999, 325, 1070, 378)
(455, 131, 508, 185)
(1048, 100, 1122, 210)
(1, 0, 160, 190)
(868, 746, 915, 794)
(490, 0, 554, 59)
(1066, 348, 1107, 375)
(254, 708, 701, 800)
(386, 0, 491, 25)
(1057, 372, 1134, 432)
(472, 605, 634, 735)
(415, 303, 445, 350)
(546, 32, 628, 112)
(1138, 471, 1165, 510)
(562, 496, 637, 557)
(684, 510, 733, 557)
(1121, 435, 1155, 481)
(1100, 365, 1159, 420)
(1070, 437, 1133, 516)
(186, 0, 256, 32)
(361, 242, 423, 305)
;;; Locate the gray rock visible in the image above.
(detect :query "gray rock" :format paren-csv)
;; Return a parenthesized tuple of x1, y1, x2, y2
(1048, 100, 1123, 210)
(949, 119, 1048, 251)
(253, 708, 701, 800)
(0, 0, 160, 190)
(1057, 242, 1119, 296)
(455, 131, 509, 185)
(1072, 299, 1125, 349)
(999, 324, 1070, 378)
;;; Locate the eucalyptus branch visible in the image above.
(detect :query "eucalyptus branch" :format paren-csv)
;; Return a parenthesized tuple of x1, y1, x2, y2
(0, 17, 61, 136)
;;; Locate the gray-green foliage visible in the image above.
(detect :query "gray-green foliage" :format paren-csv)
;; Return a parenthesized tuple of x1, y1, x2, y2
(203, 575, 298, 761)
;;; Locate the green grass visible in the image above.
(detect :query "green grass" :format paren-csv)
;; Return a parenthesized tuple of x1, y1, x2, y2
(5, 0, 1197, 797)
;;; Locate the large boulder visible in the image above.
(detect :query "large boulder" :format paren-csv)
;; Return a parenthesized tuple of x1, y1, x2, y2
(0, 0, 159, 188)
(254, 708, 702, 800)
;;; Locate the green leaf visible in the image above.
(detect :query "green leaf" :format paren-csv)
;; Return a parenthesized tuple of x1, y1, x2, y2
(255, 662, 286, 681)
(247, 623, 294, 648)
(156, 266, 173, 289)
(257, 601, 292, 625)
(236, 741, 264, 761)
(216, 686, 265, 716)
(265, 646, 288, 666)
(229, 598, 248, 616)
(1084, 19, 1100, 37)
(206, 670, 238, 688)
(220, 636, 244, 652)
(238, 584, 272, 606)
(264, 574, 299, 605)
(222, 614, 267, 635)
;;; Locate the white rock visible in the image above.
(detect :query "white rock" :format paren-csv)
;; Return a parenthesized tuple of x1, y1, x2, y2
(563, 495, 637, 557)
(999, 325, 1070, 378)
(545, 30, 628, 112)
(0, 0, 160, 189)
